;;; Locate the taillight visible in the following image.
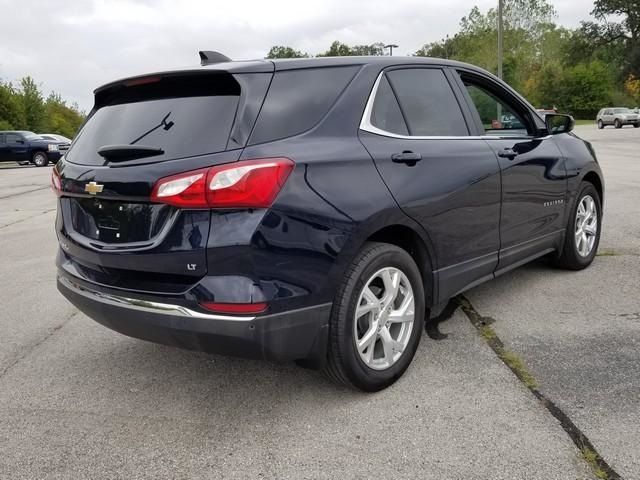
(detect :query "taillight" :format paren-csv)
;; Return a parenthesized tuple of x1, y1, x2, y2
(150, 158, 294, 209)
(51, 168, 62, 196)
(151, 168, 208, 208)
(199, 301, 268, 314)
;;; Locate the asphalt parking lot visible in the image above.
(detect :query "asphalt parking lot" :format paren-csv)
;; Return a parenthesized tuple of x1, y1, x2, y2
(0, 124, 638, 479)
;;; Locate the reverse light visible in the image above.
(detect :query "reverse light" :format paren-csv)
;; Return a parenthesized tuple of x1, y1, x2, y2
(150, 158, 294, 209)
(199, 301, 268, 315)
(151, 170, 208, 208)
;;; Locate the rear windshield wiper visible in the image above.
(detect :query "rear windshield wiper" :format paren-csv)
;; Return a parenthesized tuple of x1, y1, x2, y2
(97, 144, 165, 162)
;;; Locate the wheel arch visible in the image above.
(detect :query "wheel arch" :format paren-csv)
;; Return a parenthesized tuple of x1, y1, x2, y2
(582, 170, 604, 205)
(31, 149, 48, 158)
(367, 224, 435, 306)
(327, 213, 438, 311)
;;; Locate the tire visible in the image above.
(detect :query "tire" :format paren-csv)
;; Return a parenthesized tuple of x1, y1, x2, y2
(597, 120, 604, 129)
(634, 123, 639, 128)
(323, 242, 425, 391)
(614, 119, 622, 129)
(32, 151, 49, 167)
(554, 182, 602, 270)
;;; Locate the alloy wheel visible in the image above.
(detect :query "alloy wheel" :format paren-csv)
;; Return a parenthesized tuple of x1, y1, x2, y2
(575, 195, 598, 257)
(353, 267, 415, 371)
(34, 153, 46, 167)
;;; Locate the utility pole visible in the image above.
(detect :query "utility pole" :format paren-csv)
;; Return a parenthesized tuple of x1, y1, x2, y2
(384, 44, 399, 56)
(497, 0, 504, 123)
(497, 0, 504, 80)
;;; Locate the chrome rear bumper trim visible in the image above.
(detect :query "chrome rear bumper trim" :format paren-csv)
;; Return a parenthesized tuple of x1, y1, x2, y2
(58, 276, 256, 322)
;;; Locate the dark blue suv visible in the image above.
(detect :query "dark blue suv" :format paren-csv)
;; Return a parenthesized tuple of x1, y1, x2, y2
(54, 53, 604, 391)
(0, 131, 64, 166)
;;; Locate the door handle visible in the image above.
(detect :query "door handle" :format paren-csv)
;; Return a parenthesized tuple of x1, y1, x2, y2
(391, 151, 422, 165)
(498, 148, 518, 160)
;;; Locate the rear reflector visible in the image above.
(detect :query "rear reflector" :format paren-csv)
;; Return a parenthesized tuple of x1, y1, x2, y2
(51, 168, 62, 196)
(199, 302, 268, 314)
(151, 158, 294, 209)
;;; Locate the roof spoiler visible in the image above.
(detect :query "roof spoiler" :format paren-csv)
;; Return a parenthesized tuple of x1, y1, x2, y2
(199, 51, 232, 66)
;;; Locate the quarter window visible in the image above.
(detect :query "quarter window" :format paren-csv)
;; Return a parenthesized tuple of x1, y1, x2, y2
(370, 75, 409, 135)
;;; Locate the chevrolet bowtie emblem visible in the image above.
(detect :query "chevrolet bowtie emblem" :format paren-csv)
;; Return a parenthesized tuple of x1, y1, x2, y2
(84, 182, 104, 195)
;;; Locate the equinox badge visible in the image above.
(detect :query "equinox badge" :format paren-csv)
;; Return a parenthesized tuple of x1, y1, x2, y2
(84, 182, 104, 195)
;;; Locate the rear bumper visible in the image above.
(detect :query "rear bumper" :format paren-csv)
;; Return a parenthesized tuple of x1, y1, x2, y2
(57, 274, 330, 365)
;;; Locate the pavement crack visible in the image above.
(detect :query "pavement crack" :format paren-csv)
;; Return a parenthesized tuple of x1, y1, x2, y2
(0, 185, 49, 200)
(456, 294, 623, 480)
(0, 311, 78, 382)
(0, 208, 56, 230)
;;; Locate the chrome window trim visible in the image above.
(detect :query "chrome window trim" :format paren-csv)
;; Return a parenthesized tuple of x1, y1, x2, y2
(58, 275, 256, 321)
(359, 70, 543, 141)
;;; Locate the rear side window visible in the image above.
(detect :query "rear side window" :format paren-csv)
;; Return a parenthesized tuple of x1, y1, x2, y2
(249, 66, 359, 145)
(66, 73, 241, 166)
(386, 69, 468, 136)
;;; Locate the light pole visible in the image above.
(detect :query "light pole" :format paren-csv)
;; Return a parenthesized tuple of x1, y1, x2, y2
(384, 44, 399, 56)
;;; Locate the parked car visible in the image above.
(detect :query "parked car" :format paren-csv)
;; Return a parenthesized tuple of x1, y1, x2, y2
(500, 113, 525, 129)
(54, 53, 604, 391)
(39, 134, 72, 155)
(596, 107, 639, 129)
(0, 131, 63, 166)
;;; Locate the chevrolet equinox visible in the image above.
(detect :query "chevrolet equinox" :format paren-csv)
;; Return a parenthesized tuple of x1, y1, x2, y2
(54, 53, 604, 391)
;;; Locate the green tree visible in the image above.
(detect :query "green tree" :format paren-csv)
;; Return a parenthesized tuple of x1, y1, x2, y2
(0, 77, 84, 136)
(557, 61, 614, 117)
(19, 76, 45, 132)
(266, 46, 308, 59)
(349, 42, 385, 56)
(317, 41, 386, 57)
(318, 41, 354, 57)
(41, 93, 85, 139)
(0, 81, 26, 130)
(580, 0, 640, 75)
(414, 0, 557, 92)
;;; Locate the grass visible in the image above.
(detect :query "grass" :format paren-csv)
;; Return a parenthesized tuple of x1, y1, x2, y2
(596, 249, 619, 257)
(479, 325, 497, 341)
(574, 119, 594, 126)
(473, 317, 539, 390)
(497, 348, 539, 390)
(581, 447, 609, 479)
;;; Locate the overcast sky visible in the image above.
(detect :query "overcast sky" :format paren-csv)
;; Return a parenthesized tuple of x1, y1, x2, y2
(0, 0, 596, 111)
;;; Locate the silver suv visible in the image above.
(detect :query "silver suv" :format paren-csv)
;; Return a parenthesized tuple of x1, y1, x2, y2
(596, 108, 639, 129)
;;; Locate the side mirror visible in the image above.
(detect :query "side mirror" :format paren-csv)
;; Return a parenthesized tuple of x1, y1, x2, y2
(545, 114, 574, 135)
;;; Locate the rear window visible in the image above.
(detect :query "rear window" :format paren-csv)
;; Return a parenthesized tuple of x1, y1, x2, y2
(66, 73, 241, 166)
(248, 66, 359, 145)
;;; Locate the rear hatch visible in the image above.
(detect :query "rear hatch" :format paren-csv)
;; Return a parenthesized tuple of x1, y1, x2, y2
(56, 67, 273, 294)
